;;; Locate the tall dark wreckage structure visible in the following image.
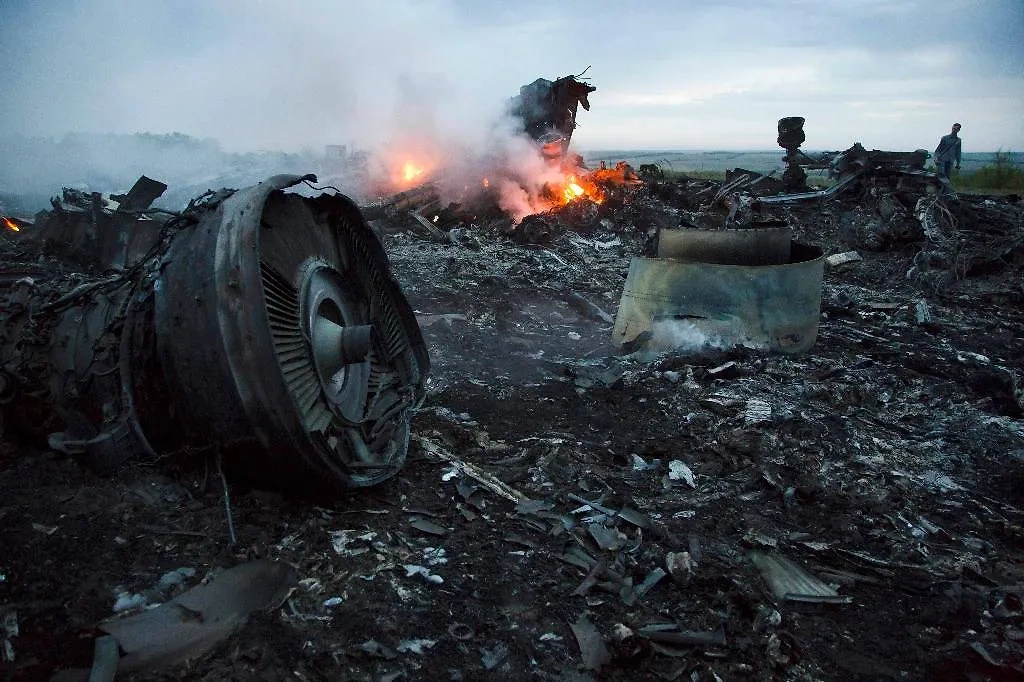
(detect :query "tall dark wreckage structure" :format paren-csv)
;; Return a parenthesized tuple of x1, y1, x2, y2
(0, 175, 429, 493)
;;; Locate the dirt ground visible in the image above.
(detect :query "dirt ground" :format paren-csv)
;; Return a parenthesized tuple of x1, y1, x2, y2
(2, 178, 1023, 681)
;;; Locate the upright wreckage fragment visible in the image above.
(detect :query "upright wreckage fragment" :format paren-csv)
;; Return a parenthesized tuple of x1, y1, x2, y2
(508, 72, 596, 161)
(612, 227, 824, 354)
(0, 175, 429, 493)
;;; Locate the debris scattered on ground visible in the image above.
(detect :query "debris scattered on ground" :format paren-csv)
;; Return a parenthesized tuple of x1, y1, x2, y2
(1, 143, 1022, 679)
(97, 560, 295, 674)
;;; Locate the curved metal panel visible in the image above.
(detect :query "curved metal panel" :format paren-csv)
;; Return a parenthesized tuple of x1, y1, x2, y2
(612, 242, 824, 354)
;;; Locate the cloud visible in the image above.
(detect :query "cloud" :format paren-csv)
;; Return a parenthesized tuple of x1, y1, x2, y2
(0, 0, 1020, 155)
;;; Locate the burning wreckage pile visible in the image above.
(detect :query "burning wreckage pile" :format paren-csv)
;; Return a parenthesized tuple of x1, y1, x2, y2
(1, 88, 1024, 680)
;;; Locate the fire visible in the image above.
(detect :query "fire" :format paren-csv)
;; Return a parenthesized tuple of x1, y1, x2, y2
(555, 174, 603, 206)
(563, 179, 585, 202)
(482, 178, 490, 188)
(402, 161, 424, 183)
(2, 217, 19, 232)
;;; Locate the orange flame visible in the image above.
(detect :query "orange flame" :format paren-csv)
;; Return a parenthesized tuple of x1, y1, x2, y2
(482, 177, 490, 188)
(562, 179, 585, 202)
(402, 161, 424, 183)
(2, 217, 19, 232)
(557, 174, 603, 206)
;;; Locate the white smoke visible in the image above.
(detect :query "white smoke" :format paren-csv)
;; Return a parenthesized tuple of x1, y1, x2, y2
(648, 318, 767, 354)
(0, 0, 585, 212)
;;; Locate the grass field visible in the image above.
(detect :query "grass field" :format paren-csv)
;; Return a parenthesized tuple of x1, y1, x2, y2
(584, 150, 1024, 194)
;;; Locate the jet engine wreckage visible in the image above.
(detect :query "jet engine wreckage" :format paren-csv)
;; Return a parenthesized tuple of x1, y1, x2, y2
(0, 174, 429, 492)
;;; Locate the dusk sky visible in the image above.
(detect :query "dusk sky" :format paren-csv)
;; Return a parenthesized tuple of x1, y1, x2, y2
(0, 0, 1021, 153)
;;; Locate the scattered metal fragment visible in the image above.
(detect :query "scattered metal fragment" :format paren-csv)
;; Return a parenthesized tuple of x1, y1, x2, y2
(570, 614, 611, 671)
(566, 291, 614, 324)
(402, 565, 444, 584)
(415, 436, 526, 503)
(359, 639, 398, 659)
(914, 299, 933, 325)
(616, 506, 652, 529)
(668, 460, 696, 488)
(480, 643, 509, 670)
(409, 517, 449, 536)
(396, 639, 437, 655)
(98, 560, 295, 673)
(743, 399, 773, 424)
(1, 609, 17, 664)
(88, 634, 119, 682)
(665, 552, 694, 583)
(622, 568, 667, 605)
(588, 523, 628, 551)
(748, 551, 852, 604)
(825, 251, 863, 268)
(573, 560, 607, 597)
(638, 623, 727, 648)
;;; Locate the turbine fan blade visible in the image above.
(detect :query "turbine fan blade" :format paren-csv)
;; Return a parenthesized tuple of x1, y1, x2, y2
(260, 194, 340, 280)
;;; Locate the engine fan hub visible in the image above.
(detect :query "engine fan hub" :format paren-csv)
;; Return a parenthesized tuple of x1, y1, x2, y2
(300, 264, 372, 424)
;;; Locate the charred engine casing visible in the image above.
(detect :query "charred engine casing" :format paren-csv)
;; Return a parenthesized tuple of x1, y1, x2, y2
(0, 174, 429, 493)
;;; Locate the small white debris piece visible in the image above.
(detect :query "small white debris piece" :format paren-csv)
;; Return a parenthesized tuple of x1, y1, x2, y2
(825, 251, 862, 268)
(744, 398, 772, 424)
(423, 547, 448, 566)
(665, 551, 694, 581)
(914, 299, 933, 325)
(157, 567, 196, 591)
(299, 577, 323, 593)
(668, 460, 696, 487)
(612, 623, 634, 641)
(322, 597, 343, 608)
(330, 529, 376, 556)
(539, 632, 563, 642)
(956, 351, 990, 364)
(112, 591, 147, 613)
(396, 639, 437, 655)
(403, 565, 444, 584)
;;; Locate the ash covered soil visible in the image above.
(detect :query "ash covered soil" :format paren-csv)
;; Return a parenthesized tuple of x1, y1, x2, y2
(2, 177, 1024, 681)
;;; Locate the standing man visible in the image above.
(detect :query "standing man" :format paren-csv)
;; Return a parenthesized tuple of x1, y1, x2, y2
(934, 123, 962, 179)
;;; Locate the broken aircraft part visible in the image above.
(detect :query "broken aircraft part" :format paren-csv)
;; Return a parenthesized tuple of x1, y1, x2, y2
(657, 226, 793, 265)
(613, 229, 823, 354)
(508, 72, 597, 160)
(777, 116, 808, 191)
(0, 174, 429, 492)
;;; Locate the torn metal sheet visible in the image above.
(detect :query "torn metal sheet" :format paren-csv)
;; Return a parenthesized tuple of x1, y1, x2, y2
(570, 614, 611, 671)
(612, 241, 824, 354)
(748, 551, 852, 604)
(98, 560, 295, 673)
(638, 623, 727, 648)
